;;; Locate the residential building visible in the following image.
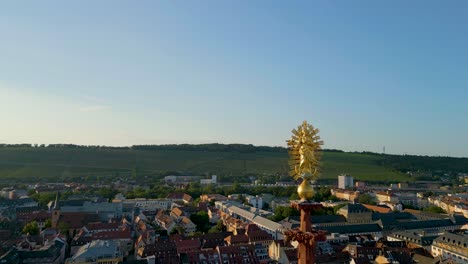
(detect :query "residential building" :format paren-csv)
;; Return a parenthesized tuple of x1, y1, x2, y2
(0, 237, 66, 264)
(331, 189, 360, 202)
(51, 210, 100, 235)
(136, 239, 178, 263)
(82, 222, 120, 234)
(224, 223, 273, 261)
(431, 232, 468, 263)
(217, 244, 259, 264)
(71, 225, 132, 256)
(59, 201, 123, 221)
(245, 195, 263, 210)
(379, 201, 403, 211)
(170, 207, 185, 220)
(155, 211, 176, 233)
(173, 237, 201, 254)
(326, 233, 350, 244)
(377, 212, 461, 238)
(16, 208, 51, 231)
(375, 191, 399, 204)
(180, 216, 196, 235)
(361, 204, 392, 214)
(270, 199, 291, 211)
(200, 175, 217, 185)
(66, 240, 123, 264)
(387, 230, 439, 250)
(164, 175, 202, 184)
(338, 203, 373, 223)
(396, 191, 428, 208)
(208, 208, 220, 224)
(338, 174, 354, 189)
(398, 182, 409, 189)
(182, 249, 221, 264)
(355, 181, 366, 189)
(268, 240, 297, 264)
(200, 194, 228, 203)
(215, 201, 284, 239)
(320, 224, 383, 238)
(166, 193, 193, 204)
(114, 198, 174, 211)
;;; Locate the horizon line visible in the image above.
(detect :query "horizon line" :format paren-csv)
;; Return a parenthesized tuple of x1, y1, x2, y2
(0, 142, 466, 159)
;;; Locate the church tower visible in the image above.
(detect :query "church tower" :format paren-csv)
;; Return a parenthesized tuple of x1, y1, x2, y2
(51, 192, 61, 228)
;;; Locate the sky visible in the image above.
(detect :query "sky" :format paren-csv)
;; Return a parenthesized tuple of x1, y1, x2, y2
(0, 1, 467, 157)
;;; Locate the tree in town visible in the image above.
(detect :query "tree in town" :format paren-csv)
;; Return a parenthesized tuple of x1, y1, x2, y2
(22, 221, 39, 235)
(358, 193, 376, 205)
(190, 211, 210, 233)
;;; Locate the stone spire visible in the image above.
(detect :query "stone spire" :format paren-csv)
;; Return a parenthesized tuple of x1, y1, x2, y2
(53, 192, 60, 210)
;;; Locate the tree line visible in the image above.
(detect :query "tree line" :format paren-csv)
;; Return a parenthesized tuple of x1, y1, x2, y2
(0, 143, 345, 154)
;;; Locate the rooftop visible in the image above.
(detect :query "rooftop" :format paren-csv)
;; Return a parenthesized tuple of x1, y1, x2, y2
(71, 240, 121, 262)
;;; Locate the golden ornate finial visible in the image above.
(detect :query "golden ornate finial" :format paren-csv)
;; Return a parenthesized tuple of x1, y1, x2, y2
(287, 120, 323, 200)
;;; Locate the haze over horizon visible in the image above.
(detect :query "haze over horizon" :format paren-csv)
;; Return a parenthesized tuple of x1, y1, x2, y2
(1, 1, 467, 157)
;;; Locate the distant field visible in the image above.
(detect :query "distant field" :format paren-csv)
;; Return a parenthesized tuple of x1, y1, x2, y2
(0, 147, 408, 182)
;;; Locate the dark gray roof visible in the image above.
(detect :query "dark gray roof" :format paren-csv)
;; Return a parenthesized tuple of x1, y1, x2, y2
(0, 248, 20, 264)
(59, 200, 86, 207)
(373, 212, 453, 231)
(18, 239, 65, 260)
(384, 250, 412, 264)
(389, 231, 437, 246)
(280, 214, 358, 232)
(278, 217, 299, 230)
(450, 214, 468, 225)
(0, 198, 37, 208)
(312, 215, 347, 224)
(372, 212, 415, 222)
(320, 223, 382, 234)
(15, 206, 47, 213)
(282, 214, 346, 224)
(399, 219, 454, 230)
(341, 203, 371, 214)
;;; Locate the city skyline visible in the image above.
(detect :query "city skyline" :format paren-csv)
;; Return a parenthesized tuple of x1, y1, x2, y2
(1, 1, 467, 157)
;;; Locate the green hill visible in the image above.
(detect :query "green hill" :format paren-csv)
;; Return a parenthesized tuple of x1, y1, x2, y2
(0, 146, 405, 183)
(0, 144, 465, 183)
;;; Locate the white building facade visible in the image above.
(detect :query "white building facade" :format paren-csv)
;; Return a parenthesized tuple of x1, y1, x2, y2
(338, 174, 354, 189)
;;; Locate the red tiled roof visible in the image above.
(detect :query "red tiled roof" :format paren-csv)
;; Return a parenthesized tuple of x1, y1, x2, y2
(201, 194, 228, 201)
(86, 222, 120, 231)
(92, 230, 131, 240)
(138, 240, 177, 258)
(17, 211, 51, 223)
(246, 223, 261, 233)
(217, 245, 259, 264)
(225, 234, 249, 245)
(183, 194, 193, 202)
(174, 238, 201, 253)
(186, 249, 219, 263)
(247, 230, 272, 243)
(167, 192, 186, 199)
(167, 192, 193, 202)
(246, 224, 272, 242)
(376, 191, 396, 197)
(171, 207, 184, 217)
(181, 216, 193, 225)
(362, 204, 392, 213)
(57, 212, 99, 229)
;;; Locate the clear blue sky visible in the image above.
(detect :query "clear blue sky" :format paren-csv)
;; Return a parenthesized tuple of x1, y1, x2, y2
(0, 1, 467, 157)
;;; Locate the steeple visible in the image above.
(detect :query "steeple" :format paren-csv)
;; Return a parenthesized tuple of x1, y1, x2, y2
(53, 192, 60, 210)
(51, 192, 61, 228)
